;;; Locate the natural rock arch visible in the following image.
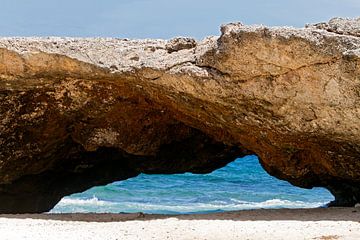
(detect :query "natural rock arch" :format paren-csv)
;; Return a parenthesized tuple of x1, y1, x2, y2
(0, 18, 360, 213)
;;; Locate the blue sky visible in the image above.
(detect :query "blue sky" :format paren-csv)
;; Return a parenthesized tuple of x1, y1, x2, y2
(0, 0, 359, 38)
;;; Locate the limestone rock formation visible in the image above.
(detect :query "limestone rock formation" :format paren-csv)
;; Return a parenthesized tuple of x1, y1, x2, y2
(0, 17, 359, 213)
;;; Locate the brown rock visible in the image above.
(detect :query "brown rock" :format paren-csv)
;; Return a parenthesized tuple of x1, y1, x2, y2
(165, 37, 197, 53)
(0, 18, 360, 213)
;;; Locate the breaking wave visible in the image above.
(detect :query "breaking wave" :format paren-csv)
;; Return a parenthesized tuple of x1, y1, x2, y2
(51, 197, 327, 214)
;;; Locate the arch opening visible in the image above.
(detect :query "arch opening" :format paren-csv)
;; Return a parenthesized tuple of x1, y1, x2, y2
(51, 155, 333, 214)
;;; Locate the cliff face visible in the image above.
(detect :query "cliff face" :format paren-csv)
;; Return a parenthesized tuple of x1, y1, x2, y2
(0, 18, 359, 213)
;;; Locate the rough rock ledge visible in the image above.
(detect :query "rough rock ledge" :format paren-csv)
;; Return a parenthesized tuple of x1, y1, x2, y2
(0, 17, 360, 213)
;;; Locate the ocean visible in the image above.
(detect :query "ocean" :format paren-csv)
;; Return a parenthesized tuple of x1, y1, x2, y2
(50, 155, 333, 214)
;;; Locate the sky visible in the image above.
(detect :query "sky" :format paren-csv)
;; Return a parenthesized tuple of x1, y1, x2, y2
(0, 0, 359, 39)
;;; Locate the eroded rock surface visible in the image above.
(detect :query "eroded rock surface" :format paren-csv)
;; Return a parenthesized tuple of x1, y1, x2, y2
(0, 17, 360, 213)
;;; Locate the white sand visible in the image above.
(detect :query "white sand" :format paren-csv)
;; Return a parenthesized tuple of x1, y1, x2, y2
(0, 218, 359, 240)
(0, 209, 359, 240)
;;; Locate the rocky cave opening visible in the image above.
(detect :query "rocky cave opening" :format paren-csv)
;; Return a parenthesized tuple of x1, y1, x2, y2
(50, 155, 333, 214)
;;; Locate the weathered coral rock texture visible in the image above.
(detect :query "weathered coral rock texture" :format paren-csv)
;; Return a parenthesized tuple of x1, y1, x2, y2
(0, 17, 359, 213)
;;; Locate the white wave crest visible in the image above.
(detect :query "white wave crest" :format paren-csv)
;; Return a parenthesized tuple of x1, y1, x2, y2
(51, 197, 327, 214)
(56, 196, 114, 207)
(229, 198, 324, 208)
(117, 199, 325, 213)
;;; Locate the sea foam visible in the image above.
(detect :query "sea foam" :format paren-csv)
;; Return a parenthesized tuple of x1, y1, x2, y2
(51, 197, 326, 214)
(56, 196, 114, 207)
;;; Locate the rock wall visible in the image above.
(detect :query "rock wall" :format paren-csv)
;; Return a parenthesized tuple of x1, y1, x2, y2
(0, 17, 359, 213)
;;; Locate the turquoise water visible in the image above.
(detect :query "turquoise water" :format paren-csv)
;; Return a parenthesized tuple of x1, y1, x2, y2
(51, 155, 333, 214)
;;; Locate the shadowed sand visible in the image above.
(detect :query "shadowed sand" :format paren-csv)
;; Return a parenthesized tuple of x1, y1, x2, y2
(0, 208, 359, 240)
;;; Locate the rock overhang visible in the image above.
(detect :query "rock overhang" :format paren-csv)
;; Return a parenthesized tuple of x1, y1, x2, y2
(0, 17, 359, 213)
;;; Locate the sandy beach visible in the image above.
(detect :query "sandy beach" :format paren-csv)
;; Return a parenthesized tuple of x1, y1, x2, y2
(0, 208, 359, 240)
